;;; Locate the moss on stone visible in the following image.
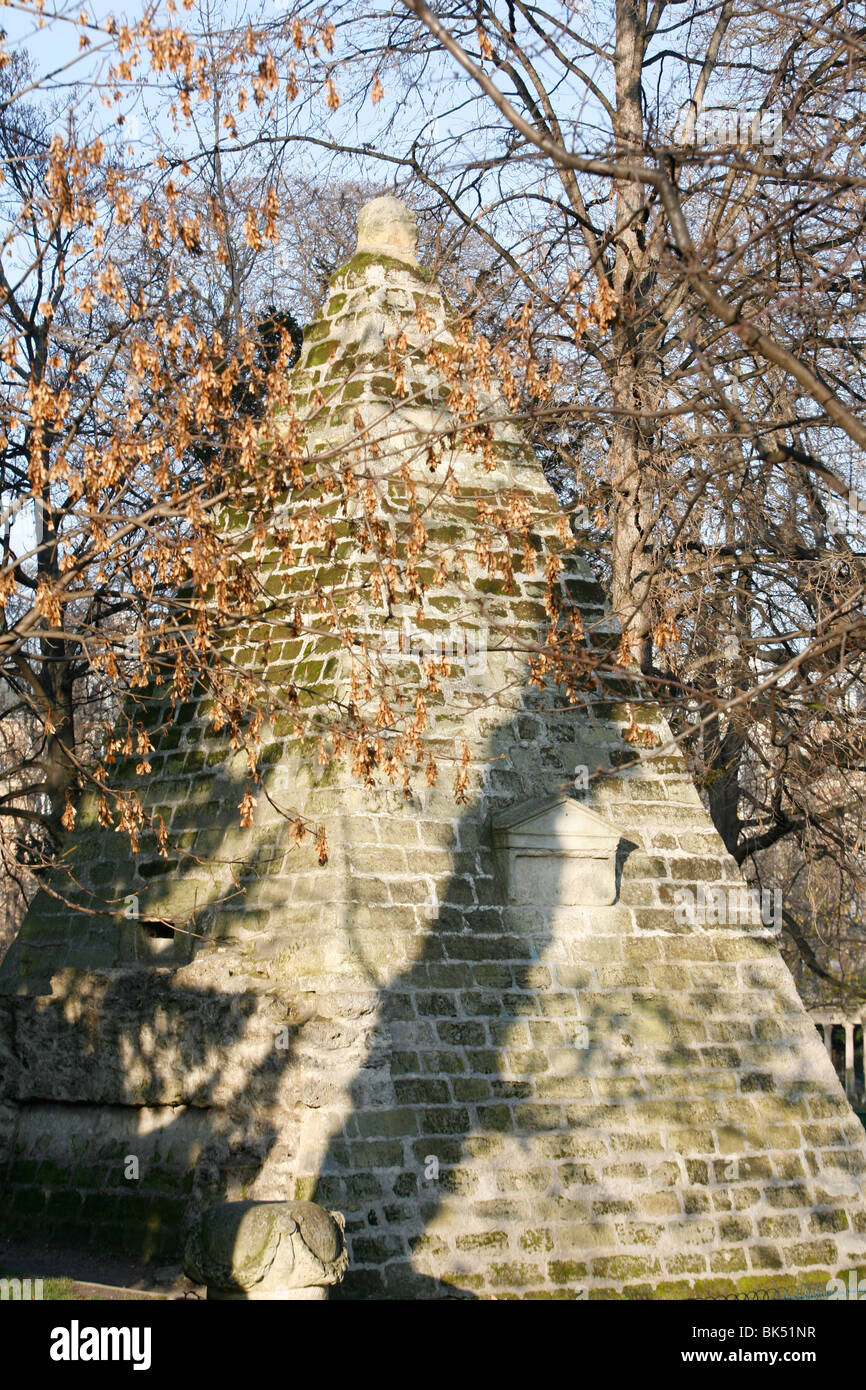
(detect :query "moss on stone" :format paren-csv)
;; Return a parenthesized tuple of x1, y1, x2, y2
(548, 1260, 588, 1284)
(330, 251, 433, 287)
(303, 341, 339, 368)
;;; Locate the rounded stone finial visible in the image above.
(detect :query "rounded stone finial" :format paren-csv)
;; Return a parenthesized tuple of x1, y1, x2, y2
(356, 196, 418, 265)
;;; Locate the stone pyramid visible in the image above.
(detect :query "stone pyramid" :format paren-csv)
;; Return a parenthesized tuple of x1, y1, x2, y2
(2, 198, 866, 1299)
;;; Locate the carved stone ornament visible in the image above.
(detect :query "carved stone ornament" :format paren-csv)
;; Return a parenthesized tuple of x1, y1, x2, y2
(184, 1199, 349, 1301)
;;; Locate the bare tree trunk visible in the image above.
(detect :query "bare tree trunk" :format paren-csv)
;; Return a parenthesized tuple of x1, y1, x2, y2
(610, 0, 655, 672)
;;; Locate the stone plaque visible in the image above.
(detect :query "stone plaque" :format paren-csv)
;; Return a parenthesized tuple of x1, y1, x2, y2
(492, 794, 621, 906)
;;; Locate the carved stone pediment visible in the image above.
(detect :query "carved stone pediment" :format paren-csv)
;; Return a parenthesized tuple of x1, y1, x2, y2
(492, 794, 621, 907)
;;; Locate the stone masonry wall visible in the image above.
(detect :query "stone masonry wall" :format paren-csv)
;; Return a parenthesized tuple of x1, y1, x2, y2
(0, 1103, 205, 1261)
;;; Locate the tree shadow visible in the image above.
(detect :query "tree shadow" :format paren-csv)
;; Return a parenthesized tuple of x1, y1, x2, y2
(309, 677, 627, 1299)
(308, 685, 866, 1299)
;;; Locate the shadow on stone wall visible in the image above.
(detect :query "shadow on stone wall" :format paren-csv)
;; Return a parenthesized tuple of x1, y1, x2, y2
(3, 682, 862, 1297)
(308, 679, 866, 1299)
(308, 690, 705, 1299)
(0, 753, 309, 1266)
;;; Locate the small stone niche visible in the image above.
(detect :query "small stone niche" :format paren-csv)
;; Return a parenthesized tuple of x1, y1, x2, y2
(492, 794, 621, 907)
(120, 914, 188, 966)
(140, 919, 176, 956)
